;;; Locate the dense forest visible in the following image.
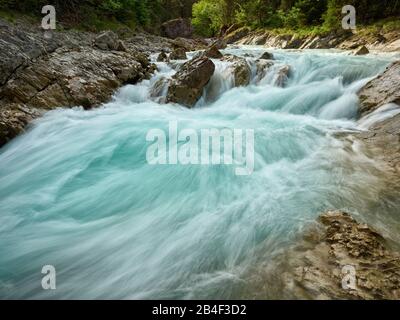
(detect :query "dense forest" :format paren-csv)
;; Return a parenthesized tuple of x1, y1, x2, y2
(0, 0, 399, 34)
(0, 0, 196, 30)
(193, 0, 400, 36)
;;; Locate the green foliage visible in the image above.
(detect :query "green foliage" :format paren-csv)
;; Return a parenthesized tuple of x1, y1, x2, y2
(0, 0, 195, 31)
(192, 0, 223, 37)
(192, 0, 400, 35)
(283, 7, 306, 29)
(1, 0, 399, 34)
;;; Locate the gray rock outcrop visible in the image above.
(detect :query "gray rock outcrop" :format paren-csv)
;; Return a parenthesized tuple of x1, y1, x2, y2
(167, 57, 215, 107)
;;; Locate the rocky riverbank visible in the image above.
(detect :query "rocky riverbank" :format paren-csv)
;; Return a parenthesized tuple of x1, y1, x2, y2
(223, 26, 400, 53)
(1, 19, 400, 300)
(283, 59, 400, 299)
(0, 18, 207, 147)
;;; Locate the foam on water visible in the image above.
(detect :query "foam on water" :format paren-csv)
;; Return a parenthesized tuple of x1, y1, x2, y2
(0, 48, 398, 299)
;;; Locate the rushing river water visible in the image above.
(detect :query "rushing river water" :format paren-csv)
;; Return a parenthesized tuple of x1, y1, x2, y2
(0, 47, 399, 299)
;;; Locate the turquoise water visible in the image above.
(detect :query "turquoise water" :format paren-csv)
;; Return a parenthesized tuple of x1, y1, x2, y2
(0, 48, 398, 299)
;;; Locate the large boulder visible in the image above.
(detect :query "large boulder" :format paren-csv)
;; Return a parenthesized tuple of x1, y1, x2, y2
(167, 57, 215, 107)
(161, 18, 193, 39)
(358, 61, 400, 116)
(221, 55, 251, 87)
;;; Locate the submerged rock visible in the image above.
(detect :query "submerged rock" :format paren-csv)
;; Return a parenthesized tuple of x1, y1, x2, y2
(274, 65, 291, 87)
(255, 59, 274, 82)
(157, 51, 169, 62)
(169, 47, 187, 60)
(282, 211, 400, 300)
(358, 61, 400, 116)
(221, 55, 251, 87)
(167, 57, 215, 107)
(260, 51, 274, 60)
(150, 77, 170, 104)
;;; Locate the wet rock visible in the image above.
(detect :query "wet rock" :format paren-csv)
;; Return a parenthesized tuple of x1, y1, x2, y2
(354, 45, 369, 55)
(161, 18, 193, 39)
(221, 55, 251, 87)
(274, 65, 291, 87)
(260, 51, 274, 60)
(150, 77, 170, 104)
(358, 61, 400, 116)
(169, 48, 187, 60)
(157, 51, 169, 62)
(0, 103, 40, 146)
(281, 211, 400, 300)
(167, 57, 215, 107)
(255, 59, 274, 82)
